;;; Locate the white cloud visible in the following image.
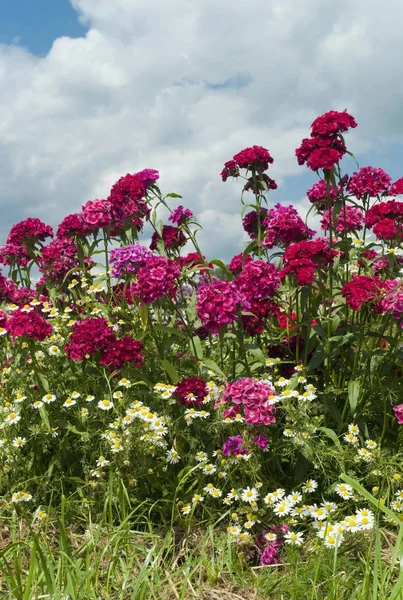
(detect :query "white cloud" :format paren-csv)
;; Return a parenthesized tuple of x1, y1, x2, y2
(1, 0, 403, 259)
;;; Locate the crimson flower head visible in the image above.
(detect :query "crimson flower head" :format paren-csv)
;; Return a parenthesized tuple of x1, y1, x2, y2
(310, 110, 357, 137)
(173, 377, 208, 407)
(307, 179, 342, 212)
(242, 208, 269, 239)
(7, 218, 53, 246)
(196, 279, 245, 332)
(221, 146, 274, 180)
(262, 204, 315, 248)
(7, 309, 52, 341)
(296, 109, 357, 172)
(133, 256, 181, 304)
(56, 213, 91, 238)
(168, 205, 193, 225)
(347, 166, 392, 199)
(150, 225, 186, 251)
(340, 275, 383, 311)
(136, 168, 160, 189)
(65, 317, 116, 361)
(99, 337, 144, 370)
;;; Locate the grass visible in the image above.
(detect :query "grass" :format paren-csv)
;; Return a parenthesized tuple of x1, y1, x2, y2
(1, 505, 403, 600)
(1, 477, 402, 599)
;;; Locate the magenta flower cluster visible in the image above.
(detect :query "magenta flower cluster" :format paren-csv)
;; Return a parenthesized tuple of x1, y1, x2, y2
(109, 243, 152, 278)
(216, 378, 276, 426)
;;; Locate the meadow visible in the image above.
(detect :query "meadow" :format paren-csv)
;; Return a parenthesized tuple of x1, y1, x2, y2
(1, 110, 403, 599)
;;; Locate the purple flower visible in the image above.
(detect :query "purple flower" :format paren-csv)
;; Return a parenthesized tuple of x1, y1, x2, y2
(136, 169, 160, 189)
(253, 433, 269, 450)
(169, 205, 193, 226)
(109, 243, 152, 278)
(222, 434, 248, 457)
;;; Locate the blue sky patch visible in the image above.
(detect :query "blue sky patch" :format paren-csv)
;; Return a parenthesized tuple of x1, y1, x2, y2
(0, 0, 87, 55)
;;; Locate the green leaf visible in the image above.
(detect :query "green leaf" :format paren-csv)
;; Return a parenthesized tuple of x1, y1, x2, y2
(37, 372, 50, 393)
(190, 336, 203, 360)
(319, 427, 341, 449)
(138, 303, 148, 329)
(161, 359, 179, 384)
(341, 474, 402, 525)
(165, 193, 183, 199)
(348, 380, 360, 414)
(307, 344, 326, 371)
(202, 359, 225, 378)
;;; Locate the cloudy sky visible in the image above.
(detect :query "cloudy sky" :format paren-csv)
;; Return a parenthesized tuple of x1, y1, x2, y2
(1, 0, 403, 260)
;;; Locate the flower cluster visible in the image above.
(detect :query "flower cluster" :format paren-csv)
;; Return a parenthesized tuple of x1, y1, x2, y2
(216, 378, 276, 426)
(173, 377, 209, 407)
(320, 206, 364, 233)
(347, 167, 392, 199)
(365, 200, 403, 241)
(196, 279, 245, 331)
(150, 225, 186, 251)
(282, 239, 338, 285)
(65, 318, 116, 361)
(133, 256, 181, 304)
(296, 110, 357, 171)
(221, 146, 274, 181)
(262, 204, 315, 248)
(109, 243, 152, 278)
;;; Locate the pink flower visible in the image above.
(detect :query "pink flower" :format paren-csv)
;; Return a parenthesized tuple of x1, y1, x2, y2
(307, 180, 342, 212)
(220, 160, 239, 181)
(133, 256, 181, 304)
(262, 204, 315, 248)
(7, 218, 53, 246)
(173, 377, 208, 407)
(296, 110, 357, 172)
(228, 253, 253, 274)
(136, 168, 160, 189)
(348, 167, 392, 199)
(320, 206, 364, 233)
(393, 405, 403, 424)
(196, 279, 244, 332)
(216, 378, 276, 426)
(242, 208, 269, 239)
(282, 239, 338, 285)
(82, 199, 113, 229)
(65, 318, 116, 361)
(150, 225, 186, 251)
(99, 337, 144, 370)
(235, 260, 280, 300)
(56, 213, 91, 238)
(310, 110, 357, 137)
(390, 178, 403, 196)
(341, 275, 383, 311)
(0, 243, 31, 267)
(233, 146, 274, 171)
(243, 174, 277, 193)
(7, 309, 52, 341)
(168, 205, 193, 225)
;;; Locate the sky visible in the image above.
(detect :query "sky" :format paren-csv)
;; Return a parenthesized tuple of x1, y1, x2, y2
(1, 0, 403, 260)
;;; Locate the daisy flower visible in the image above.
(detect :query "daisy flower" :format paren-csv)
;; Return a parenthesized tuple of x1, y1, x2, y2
(273, 500, 293, 516)
(96, 455, 110, 467)
(166, 448, 181, 464)
(63, 398, 76, 408)
(12, 437, 26, 448)
(241, 487, 259, 504)
(98, 399, 114, 411)
(42, 393, 56, 404)
(284, 531, 304, 546)
(32, 400, 44, 409)
(302, 480, 318, 493)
